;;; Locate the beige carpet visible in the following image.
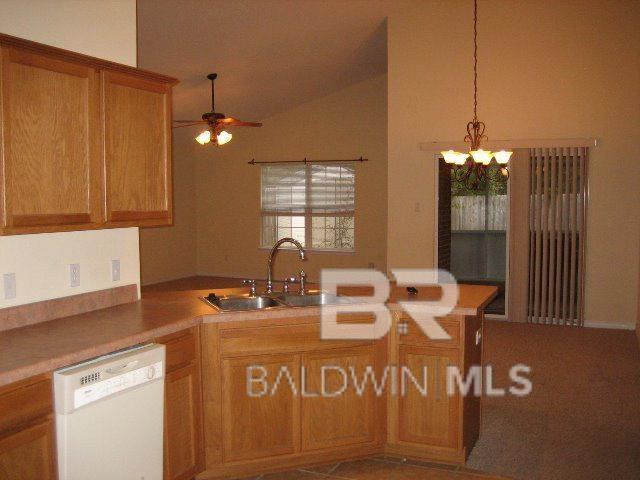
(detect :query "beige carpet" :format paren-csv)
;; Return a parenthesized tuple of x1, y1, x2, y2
(466, 320, 640, 480)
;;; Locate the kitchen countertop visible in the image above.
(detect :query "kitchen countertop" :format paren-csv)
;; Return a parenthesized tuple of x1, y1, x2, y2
(0, 276, 497, 388)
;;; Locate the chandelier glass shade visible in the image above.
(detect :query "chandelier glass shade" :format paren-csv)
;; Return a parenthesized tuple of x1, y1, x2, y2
(441, 0, 511, 188)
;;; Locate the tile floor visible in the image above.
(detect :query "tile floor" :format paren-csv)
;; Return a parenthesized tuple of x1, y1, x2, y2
(234, 457, 509, 479)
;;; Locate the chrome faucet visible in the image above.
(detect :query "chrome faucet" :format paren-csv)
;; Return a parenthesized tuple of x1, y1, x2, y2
(265, 237, 306, 294)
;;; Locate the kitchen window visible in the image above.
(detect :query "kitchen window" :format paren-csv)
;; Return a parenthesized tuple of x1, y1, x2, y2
(260, 163, 355, 251)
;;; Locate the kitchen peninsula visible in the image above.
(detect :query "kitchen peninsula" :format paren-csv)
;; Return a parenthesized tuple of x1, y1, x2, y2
(0, 277, 496, 479)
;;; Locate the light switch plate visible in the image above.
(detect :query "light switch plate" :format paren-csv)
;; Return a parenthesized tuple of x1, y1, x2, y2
(69, 263, 80, 287)
(3, 273, 16, 300)
(111, 259, 121, 282)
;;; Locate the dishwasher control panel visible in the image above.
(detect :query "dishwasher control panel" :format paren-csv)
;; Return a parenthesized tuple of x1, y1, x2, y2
(54, 343, 166, 414)
(74, 361, 164, 409)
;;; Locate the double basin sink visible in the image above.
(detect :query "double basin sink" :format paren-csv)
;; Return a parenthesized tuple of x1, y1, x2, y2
(202, 291, 353, 312)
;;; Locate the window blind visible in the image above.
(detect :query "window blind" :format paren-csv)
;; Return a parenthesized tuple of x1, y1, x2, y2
(260, 163, 355, 250)
(261, 164, 355, 213)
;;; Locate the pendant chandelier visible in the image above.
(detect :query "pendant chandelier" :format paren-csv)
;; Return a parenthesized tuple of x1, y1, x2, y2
(441, 0, 511, 189)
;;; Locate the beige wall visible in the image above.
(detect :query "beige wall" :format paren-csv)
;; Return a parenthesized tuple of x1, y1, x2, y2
(637, 238, 640, 344)
(0, 0, 140, 307)
(140, 129, 199, 285)
(388, 0, 640, 328)
(194, 74, 387, 283)
(0, 0, 136, 65)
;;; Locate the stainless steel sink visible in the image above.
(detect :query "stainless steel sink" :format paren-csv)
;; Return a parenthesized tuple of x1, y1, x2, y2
(274, 292, 353, 307)
(201, 294, 285, 312)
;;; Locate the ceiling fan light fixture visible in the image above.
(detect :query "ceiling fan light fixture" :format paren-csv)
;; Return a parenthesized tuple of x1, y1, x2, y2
(195, 129, 211, 145)
(216, 130, 233, 146)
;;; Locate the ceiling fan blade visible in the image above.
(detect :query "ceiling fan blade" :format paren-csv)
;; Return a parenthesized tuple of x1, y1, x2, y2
(172, 121, 209, 129)
(220, 117, 262, 127)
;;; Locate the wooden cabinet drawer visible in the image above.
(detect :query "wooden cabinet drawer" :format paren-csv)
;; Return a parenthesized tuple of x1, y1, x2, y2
(158, 328, 197, 372)
(220, 320, 373, 357)
(396, 315, 460, 348)
(0, 376, 52, 433)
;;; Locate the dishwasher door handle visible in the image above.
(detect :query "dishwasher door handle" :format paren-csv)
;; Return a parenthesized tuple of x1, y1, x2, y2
(106, 360, 139, 374)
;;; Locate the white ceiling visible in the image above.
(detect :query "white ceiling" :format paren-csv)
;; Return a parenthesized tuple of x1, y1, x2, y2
(137, 0, 390, 121)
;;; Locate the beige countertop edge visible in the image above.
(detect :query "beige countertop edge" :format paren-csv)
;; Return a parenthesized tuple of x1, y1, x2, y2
(199, 303, 482, 324)
(0, 284, 496, 388)
(0, 316, 201, 388)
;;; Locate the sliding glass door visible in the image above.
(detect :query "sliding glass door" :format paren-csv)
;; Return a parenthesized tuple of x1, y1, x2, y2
(438, 160, 507, 315)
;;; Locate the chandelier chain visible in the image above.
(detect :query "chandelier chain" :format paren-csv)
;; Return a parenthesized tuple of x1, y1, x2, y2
(473, 0, 478, 122)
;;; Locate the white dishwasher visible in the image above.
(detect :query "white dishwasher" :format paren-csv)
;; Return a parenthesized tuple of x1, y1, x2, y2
(54, 343, 165, 480)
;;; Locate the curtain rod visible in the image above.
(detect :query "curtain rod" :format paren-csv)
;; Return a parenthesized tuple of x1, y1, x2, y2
(248, 156, 368, 165)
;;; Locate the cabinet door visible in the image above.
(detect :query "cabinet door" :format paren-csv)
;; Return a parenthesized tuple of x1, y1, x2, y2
(0, 47, 102, 232)
(301, 346, 376, 451)
(164, 363, 203, 480)
(221, 354, 300, 462)
(397, 346, 460, 449)
(103, 71, 172, 226)
(0, 418, 57, 480)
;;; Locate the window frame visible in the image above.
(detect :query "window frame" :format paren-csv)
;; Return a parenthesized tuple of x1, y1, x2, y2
(259, 162, 356, 252)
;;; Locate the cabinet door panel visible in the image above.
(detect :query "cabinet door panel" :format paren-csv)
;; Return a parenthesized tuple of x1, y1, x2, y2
(0, 418, 57, 480)
(104, 72, 172, 225)
(164, 363, 203, 480)
(301, 346, 376, 451)
(0, 47, 101, 230)
(221, 355, 299, 462)
(398, 346, 460, 449)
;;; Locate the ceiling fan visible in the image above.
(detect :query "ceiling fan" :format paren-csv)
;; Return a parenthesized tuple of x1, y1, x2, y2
(173, 73, 262, 146)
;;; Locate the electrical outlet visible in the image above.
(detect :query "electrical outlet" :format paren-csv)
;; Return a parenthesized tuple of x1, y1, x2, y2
(69, 263, 80, 287)
(111, 259, 121, 282)
(3, 273, 16, 300)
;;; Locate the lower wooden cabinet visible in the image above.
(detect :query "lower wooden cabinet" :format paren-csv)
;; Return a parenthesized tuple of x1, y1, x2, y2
(157, 328, 204, 480)
(301, 346, 376, 451)
(0, 418, 57, 480)
(200, 319, 386, 478)
(387, 313, 483, 464)
(396, 346, 460, 449)
(0, 375, 57, 480)
(221, 354, 300, 462)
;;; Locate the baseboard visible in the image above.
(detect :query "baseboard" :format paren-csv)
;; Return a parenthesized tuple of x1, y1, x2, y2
(583, 321, 635, 330)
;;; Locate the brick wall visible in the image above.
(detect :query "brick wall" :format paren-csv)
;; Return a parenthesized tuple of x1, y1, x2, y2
(438, 159, 451, 272)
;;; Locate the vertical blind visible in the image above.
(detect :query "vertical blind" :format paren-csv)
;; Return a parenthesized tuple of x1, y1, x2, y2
(527, 147, 588, 326)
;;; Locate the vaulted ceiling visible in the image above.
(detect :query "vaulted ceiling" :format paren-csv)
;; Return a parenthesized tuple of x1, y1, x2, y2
(137, 0, 390, 122)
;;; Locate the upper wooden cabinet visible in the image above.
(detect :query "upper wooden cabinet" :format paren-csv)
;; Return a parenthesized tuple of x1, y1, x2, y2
(0, 47, 102, 232)
(104, 72, 172, 226)
(0, 33, 177, 235)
